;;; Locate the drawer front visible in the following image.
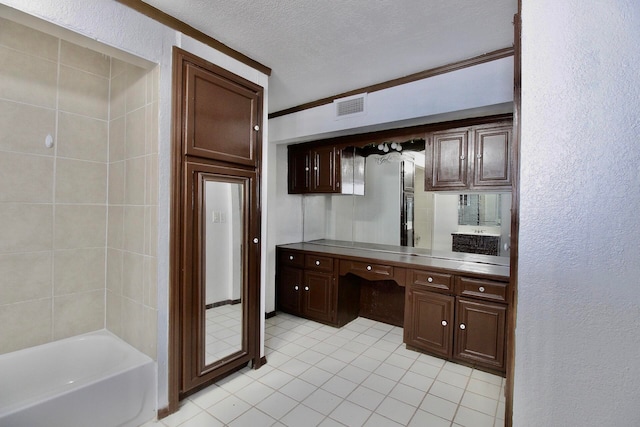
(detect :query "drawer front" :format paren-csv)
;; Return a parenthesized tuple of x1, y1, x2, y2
(340, 260, 394, 281)
(456, 277, 508, 303)
(409, 270, 453, 293)
(305, 254, 334, 272)
(279, 250, 305, 268)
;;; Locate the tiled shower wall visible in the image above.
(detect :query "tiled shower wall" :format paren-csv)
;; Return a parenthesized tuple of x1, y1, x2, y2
(0, 17, 158, 358)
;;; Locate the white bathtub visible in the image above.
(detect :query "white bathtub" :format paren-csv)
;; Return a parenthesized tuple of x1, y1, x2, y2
(0, 330, 156, 427)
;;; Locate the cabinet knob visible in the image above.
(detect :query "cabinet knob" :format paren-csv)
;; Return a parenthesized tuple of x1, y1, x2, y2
(304, 286, 309, 291)
(460, 155, 465, 160)
(254, 125, 260, 131)
(366, 265, 372, 271)
(479, 286, 485, 293)
(441, 320, 447, 326)
(253, 237, 259, 244)
(427, 277, 433, 283)
(315, 260, 320, 266)
(459, 323, 466, 330)
(305, 167, 309, 171)
(289, 255, 294, 260)
(294, 285, 299, 291)
(314, 166, 318, 171)
(477, 153, 482, 159)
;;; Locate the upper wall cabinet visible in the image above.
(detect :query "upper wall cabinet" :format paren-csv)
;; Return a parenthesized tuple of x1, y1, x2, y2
(183, 59, 263, 166)
(426, 121, 512, 191)
(289, 145, 366, 194)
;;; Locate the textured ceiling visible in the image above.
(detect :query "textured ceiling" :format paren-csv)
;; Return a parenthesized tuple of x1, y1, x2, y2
(142, 0, 517, 113)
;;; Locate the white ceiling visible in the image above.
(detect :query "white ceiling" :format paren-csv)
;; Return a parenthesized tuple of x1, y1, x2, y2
(142, 0, 517, 114)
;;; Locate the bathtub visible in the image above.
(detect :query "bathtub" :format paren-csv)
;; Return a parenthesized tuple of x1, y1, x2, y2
(0, 330, 156, 427)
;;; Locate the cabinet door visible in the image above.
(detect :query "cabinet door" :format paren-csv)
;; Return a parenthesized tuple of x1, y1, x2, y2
(288, 148, 310, 194)
(311, 146, 339, 193)
(303, 271, 334, 323)
(277, 266, 303, 314)
(472, 124, 512, 188)
(454, 298, 506, 371)
(404, 288, 454, 358)
(427, 129, 469, 190)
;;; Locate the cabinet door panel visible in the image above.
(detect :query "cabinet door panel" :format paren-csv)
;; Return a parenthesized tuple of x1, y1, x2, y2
(303, 271, 334, 323)
(312, 146, 339, 192)
(428, 129, 469, 190)
(288, 148, 309, 193)
(277, 266, 302, 314)
(454, 298, 506, 371)
(472, 125, 512, 188)
(404, 289, 454, 358)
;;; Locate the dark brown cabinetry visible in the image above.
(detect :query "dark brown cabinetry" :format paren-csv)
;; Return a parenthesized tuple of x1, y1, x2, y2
(426, 121, 512, 191)
(404, 270, 508, 374)
(287, 145, 341, 194)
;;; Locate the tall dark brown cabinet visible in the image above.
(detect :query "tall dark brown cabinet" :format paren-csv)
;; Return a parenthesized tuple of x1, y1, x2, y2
(170, 48, 263, 407)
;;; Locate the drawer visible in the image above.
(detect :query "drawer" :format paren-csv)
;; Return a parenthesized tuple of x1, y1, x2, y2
(409, 270, 453, 293)
(279, 250, 305, 268)
(456, 277, 508, 303)
(340, 260, 393, 281)
(305, 254, 334, 272)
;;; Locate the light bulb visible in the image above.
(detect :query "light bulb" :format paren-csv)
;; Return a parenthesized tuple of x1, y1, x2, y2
(377, 144, 384, 150)
(391, 142, 397, 150)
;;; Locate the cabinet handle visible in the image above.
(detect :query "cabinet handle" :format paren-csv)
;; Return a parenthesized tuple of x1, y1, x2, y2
(427, 277, 433, 283)
(289, 255, 294, 261)
(315, 260, 320, 266)
(304, 286, 309, 291)
(294, 285, 299, 291)
(479, 286, 485, 293)
(441, 320, 447, 326)
(366, 265, 372, 271)
(459, 323, 466, 330)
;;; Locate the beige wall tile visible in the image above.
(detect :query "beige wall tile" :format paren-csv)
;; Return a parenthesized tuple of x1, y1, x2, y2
(54, 205, 106, 249)
(0, 152, 53, 203)
(143, 256, 157, 309)
(125, 107, 146, 159)
(106, 289, 122, 336)
(57, 112, 108, 162)
(111, 58, 127, 79)
(60, 40, 110, 78)
(107, 205, 124, 249)
(0, 46, 57, 108)
(55, 158, 107, 204)
(126, 64, 147, 113)
(0, 252, 52, 305)
(121, 297, 144, 352)
(54, 248, 105, 295)
(0, 99, 56, 155)
(108, 161, 125, 205)
(0, 298, 52, 354)
(109, 116, 125, 162)
(58, 65, 109, 119)
(145, 154, 158, 206)
(0, 17, 58, 61)
(106, 248, 123, 294)
(110, 72, 126, 120)
(53, 290, 105, 339)
(0, 203, 52, 253)
(125, 156, 146, 205)
(122, 251, 144, 303)
(145, 102, 159, 155)
(145, 206, 158, 257)
(142, 306, 158, 359)
(123, 205, 145, 253)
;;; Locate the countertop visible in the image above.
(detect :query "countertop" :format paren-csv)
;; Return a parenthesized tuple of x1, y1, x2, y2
(278, 239, 510, 280)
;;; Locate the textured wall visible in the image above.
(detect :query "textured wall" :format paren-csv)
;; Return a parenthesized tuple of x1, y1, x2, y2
(514, 1, 640, 425)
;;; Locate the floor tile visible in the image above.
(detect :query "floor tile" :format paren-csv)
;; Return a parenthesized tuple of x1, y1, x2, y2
(279, 377, 317, 401)
(179, 410, 225, 427)
(255, 391, 298, 420)
(227, 407, 276, 427)
(375, 396, 417, 425)
(420, 393, 458, 421)
(388, 382, 427, 407)
(337, 364, 370, 384)
(206, 395, 251, 424)
(321, 375, 359, 398)
(408, 409, 452, 427)
(361, 373, 397, 395)
(437, 368, 471, 389)
(329, 400, 373, 427)
(466, 378, 502, 400)
(279, 403, 326, 427)
(363, 413, 405, 427)
(234, 381, 275, 406)
(302, 388, 343, 415)
(258, 368, 295, 389)
(346, 385, 386, 411)
(454, 405, 496, 427)
(460, 390, 499, 416)
(429, 381, 465, 404)
(298, 366, 334, 387)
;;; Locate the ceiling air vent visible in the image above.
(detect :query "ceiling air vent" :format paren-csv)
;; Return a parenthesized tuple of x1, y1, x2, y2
(334, 93, 367, 119)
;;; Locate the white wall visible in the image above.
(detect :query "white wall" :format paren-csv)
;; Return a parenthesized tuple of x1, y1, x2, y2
(515, 1, 640, 425)
(0, 0, 269, 412)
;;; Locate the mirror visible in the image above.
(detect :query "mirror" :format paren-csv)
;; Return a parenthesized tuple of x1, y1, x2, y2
(203, 179, 244, 366)
(302, 147, 511, 259)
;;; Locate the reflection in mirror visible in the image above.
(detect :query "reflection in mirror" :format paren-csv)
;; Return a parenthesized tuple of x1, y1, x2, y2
(203, 180, 244, 366)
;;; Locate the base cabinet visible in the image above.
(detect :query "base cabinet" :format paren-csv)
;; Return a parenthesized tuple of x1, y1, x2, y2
(404, 273, 508, 374)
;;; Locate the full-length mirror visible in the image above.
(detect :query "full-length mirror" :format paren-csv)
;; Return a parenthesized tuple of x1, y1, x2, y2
(203, 180, 244, 366)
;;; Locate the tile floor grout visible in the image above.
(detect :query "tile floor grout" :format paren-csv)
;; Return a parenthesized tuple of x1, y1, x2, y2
(145, 312, 505, 427)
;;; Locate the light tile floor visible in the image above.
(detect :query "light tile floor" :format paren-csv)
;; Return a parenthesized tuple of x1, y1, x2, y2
(205, 304, 242, 364)
(145, 313, 505, 427)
